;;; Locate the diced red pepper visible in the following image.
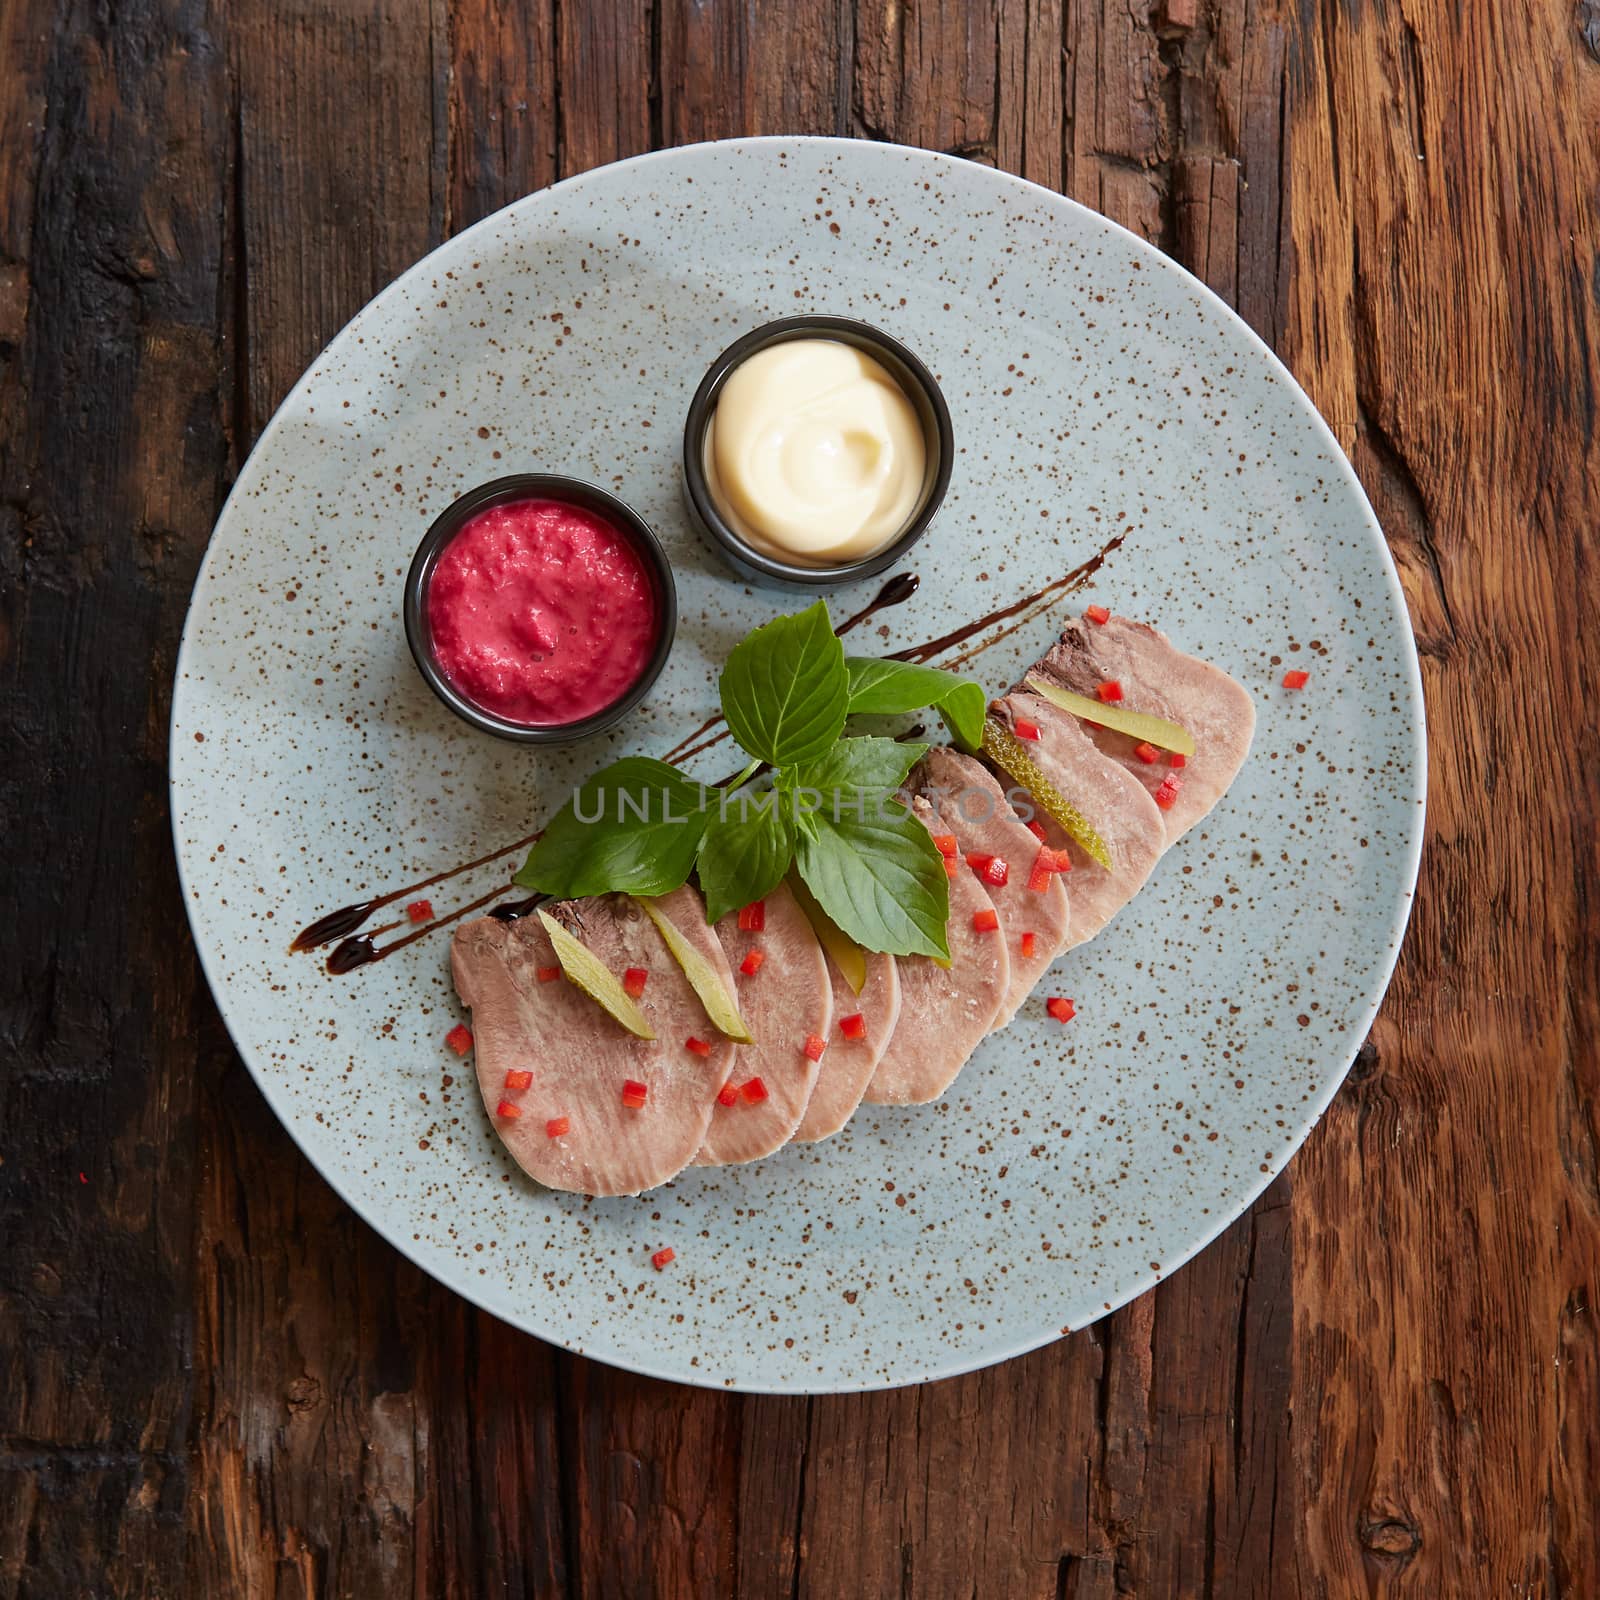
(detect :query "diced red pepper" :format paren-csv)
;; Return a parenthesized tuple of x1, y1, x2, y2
(716, 1081, 739, 1107)
(966, 851, 995, 874)
(1028, 857, 1052, 894)
(1020, 931, 1037, 959)
(1134, 742, 1160, 764)
(621, 1079, 648, 1109)
(972, 908, 1000, 933)
(495, 1099, 522, 1120)
(1095, 679, 1123, 703)
(741, 1077, 769, 1104)
(651, 1246, 676, 1270)
(932, 833, 959, 858)
(1169, 752, 1187, 769)
(503, 1068, 533, 1092)
(406, 899, 434, 923)
(1085, 604, 1111, 625)
(544, 1116, 570, 1137)
(737, 900, 766, 931)
(983, 855, 1009, 887)
(685, 1036, 712, 1057)
(536, 966, 561, 983)
(1154, 774, 1184, 811)
(1014, 717, 1041, 741)
(622, 966, 648, 999)
(1282, 668, 1310, 689)
(1026, 819, 1047, 842)
(943, 854, 958, 878)
(839, 1013, 867, 1040)
(445, 1024, 473, 1055)
(740, 949, 766, 976)
(803, 1033, 827, 1062)
(1046, 996, 1077, 1023)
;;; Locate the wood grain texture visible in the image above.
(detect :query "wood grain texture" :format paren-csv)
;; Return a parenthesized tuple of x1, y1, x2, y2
(0, 0, 1595, 1595)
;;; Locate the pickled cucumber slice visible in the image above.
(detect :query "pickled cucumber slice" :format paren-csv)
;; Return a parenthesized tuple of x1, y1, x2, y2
(1024, 676, 1196, 756)
(982, 717, 1114, 871)
(786, 872, 868, 995)
(637, 898, 754, 1042)
(536, 910, 655, 1039)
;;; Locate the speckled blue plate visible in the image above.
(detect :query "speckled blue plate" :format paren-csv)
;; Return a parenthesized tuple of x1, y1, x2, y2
(170, 138, 1425, 1393)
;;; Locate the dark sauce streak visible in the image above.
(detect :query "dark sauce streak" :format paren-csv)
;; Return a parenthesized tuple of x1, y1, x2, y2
(894, 722, 928, 742)
(291, 899, 378, 952)
(489, 894, 546, 922)
(326, 935, 379, 974)
(325, 882, 519, 972)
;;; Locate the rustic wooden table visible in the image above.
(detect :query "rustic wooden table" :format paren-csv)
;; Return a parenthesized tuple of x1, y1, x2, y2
(4, 1, 1597, 1595)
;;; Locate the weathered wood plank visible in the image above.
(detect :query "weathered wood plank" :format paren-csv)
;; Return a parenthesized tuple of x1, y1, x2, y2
(0, 0, 229, 1593)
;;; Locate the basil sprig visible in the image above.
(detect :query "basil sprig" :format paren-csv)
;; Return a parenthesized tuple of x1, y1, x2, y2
(514, 601, 986, 958)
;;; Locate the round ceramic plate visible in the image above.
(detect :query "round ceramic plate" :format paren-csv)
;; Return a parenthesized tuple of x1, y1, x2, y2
(170, 138, 1424, 1392)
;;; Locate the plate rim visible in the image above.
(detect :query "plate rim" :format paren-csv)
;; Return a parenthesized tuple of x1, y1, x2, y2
(169, 134, 1427, 1393)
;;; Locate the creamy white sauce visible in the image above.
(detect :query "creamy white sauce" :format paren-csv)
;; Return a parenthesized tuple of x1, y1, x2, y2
(704, 339, 928, 565)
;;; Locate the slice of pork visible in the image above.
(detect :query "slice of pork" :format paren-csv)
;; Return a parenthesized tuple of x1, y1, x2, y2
(694, 882, 832, 1166)
(792, 947, 901, 1142)
(913, 746, 1071, 1028)
(993, 693, 1165, 952)
(1028, 613, 1256, 844)
(863, 796, 1010, 1106)
(451, 884, 735, 1196)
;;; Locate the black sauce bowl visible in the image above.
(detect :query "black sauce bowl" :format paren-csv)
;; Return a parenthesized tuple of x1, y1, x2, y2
(681, 315, 954, 591)
(404, 473, 678, 744)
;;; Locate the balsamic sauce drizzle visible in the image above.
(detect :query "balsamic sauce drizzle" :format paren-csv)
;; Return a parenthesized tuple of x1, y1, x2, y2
(294, 542, 1118, 974)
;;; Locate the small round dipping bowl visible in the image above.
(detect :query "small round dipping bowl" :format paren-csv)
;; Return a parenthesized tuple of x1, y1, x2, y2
(404, 473, 677, 744)
(681, 315, 954, 591)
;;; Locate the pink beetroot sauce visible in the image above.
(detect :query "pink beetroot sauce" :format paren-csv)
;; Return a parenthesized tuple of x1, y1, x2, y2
(426, 497, 660, 726)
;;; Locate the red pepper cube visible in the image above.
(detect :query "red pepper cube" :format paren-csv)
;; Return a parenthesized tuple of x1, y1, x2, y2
(983, 856, 1010, 887)
(1134, 742, 1161, 765)
(503, 1068, 533, 1092)
(1085, 604, 1111, 625)
(1021, 931, 1037, 959)
(972, 908, 1000, 933)
(1014, 717, 1041, 741)
(966, 851, 995, 874)
(740, 1077, 769, 1104)
(1095, 679, 1124, 704)
(1027, 858, 1053, 894)
(545, 1116, 570, 1138)
(495, 1099, 522, 1120)
(943, 854, 958, 878)
(839, 1013, 867, 1040)
(740, 949, 766, 976)
(1041, 845, 1073, 873)
(1046, 996, 1077, 1023)
(651, 1247, 676, 1271)
(1169, 752, 1188, 769)
(622, 966, 648, 999)
(1282, 668, 1310, 689)
(536, 966, 561, 983)
(406, 898, 434, 923)
(1154, 775, 1184, 811)
(685, 1036, 713, 1057)
(932, 833, 959, 858)
(445, 1024, 474, 1055)
(621, 1079, 648, 1109)
(803, 1033, 827, 1062)
(716, 1081, 739, 1107)
(1026, 819, 1047, 842)
(737, 900, 766, 932)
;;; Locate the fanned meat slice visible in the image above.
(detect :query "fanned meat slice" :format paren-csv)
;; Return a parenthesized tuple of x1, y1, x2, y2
(451, 884, 734, 1196)
(694, 882, 832, 1166)
(912, 746, 1071, 1028)
(792, 947, 901, 1142)
(864, 796, 1010, 1105)
(993, 693, 1164, 952)
(1029, 614, 1256, 844)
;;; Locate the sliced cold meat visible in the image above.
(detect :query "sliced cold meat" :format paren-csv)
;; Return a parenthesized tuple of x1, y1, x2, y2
(792, 947, 901, 1142)
(694, 882, 833, 1166)
(864, 796, 1010, 1105)
(451, 884, 735, 1196)
(1029, 613, 1255, 844)
(912, 746, 1071, 1028)
(992, 693, 1164, 952)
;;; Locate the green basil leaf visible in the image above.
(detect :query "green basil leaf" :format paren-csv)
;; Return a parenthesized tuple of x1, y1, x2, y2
(720, 600, 849, 766)
(785, 735, 927, 812)
(513, 757, 709, 897)
(843, 657, 987, 751)
(695, 787, 795, 925)
(794, 797, 951, 959)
